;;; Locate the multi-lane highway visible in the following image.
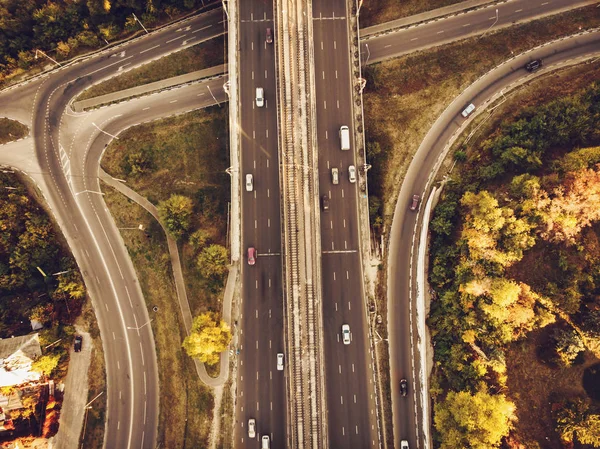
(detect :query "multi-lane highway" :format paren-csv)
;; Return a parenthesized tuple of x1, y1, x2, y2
(312, 1, 380, 448)
(235, 1, 286, 448)
(0, 1, 597, 448)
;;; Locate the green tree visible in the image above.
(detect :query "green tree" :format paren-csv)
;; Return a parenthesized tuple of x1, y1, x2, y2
(434, 390, 515, 449)
(182, 312, 231, 365)
(196, 244, 228, 282)
(554, 327, 585, 366)
(31, 354, 60, 376)
(158, 194, 194, 239)
(189, 229, 211, 251)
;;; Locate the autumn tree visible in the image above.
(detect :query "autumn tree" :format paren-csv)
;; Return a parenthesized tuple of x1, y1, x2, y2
(536, 164, 600, 245)
(554, 398, 600, 446)
(554, 327, 585, 366)
(158, 194, 194, 239)
(31, 354, 61, 376)
(434, 390, 515, 449)
(182, 312, 231, 365)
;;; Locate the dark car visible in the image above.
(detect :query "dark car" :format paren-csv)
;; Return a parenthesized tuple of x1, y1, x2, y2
(266, 28, 273, 44)
(400, 378, 408, 397)
(525, 59, 542, 72)
(322, 195, 330, 211)
(410, 194, 420, 211)
(74, 335, 83, 352)
(248, 247, 256, 266)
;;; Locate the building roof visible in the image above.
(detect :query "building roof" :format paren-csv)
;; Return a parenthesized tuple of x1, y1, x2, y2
(0, 334, 42, 388)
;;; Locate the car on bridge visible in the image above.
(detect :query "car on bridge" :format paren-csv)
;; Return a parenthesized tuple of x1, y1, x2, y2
(266, 28, 273, 44)
(248, 419, 256, 438)
(246, 174, 253, 192)
(525, 59, 542, 72)
(400, 378, 408, 397)
(461, 103, 476, 118)
(348, 165, 356, 183)
(256, 87, 264, 107)
(410, 194, 420, 211)
(262, 435, 270, 448)
(321, 195, 330, 211)
(401, 441, 409, 449)
(277, 353, 284, 371)
(331, 168, 339, 185)
(342, 324, 351, 345)
(248, 247, 256, 266)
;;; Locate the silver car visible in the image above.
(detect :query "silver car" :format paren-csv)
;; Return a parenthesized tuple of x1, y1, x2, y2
(342, 324, 351, 345)
(246, 174, 253, 192)
(331, 168, 339, 185)
(348, 165, 356, 183)
(248, 418, 256, 438)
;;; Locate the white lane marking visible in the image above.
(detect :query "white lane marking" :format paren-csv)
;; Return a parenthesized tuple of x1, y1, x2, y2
(170, 100, 177, 103)
(142, 107, 150, 111)
(541, 1, 549, 4)
(166, 34, 186, 44)
(192, 25, 212, 33)
(462, 23, 471, 27)
(84, 55, 133, 77)
(140, 44, 159, 54)
(515, 8, 523, 12)
(410, 37, 418, 41)
(384, 44, 391, 48)
(437, 30, 445, 34)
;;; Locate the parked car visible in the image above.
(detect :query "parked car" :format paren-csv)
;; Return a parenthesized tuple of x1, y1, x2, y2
(246, 174, 254, 192)
(322, 195, 330, 211)
(348, 165, 356, 183)
(277, 353, 284, 371)
(74, 335, 83, 352)
(410, 194, 420, 211)
(342, 324, 351, 345)
(525, 59, 542, 72)
(400, 379, 408, 397)
(266, 28, 273, 44)
(248, 418, 256, 438)
(461, 103, 476, 118)
(248, 247, 256, 266)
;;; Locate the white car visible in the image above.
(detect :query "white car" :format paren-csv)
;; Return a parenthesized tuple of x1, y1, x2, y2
(277, 353, 284, 371)
(348, 165, 356, 183)
(246, 174, 253, 192)
(400, 440, 409, 449)
(261, 435, 270, 449)
(461, 103, 475, 118)
(248, 418, 256, 438)
(256, 87, 264, 107)
(342, 324, 351, 345)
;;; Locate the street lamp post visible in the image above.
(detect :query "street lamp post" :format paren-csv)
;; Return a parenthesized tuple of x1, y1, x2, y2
(481, 9, 499, 38)
(132, 13, 149, 34)
(127, 319, 153, 331)
(35, 49, 62, 67)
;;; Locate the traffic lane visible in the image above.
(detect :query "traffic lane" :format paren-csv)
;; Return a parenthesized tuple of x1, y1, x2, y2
(363, 0, 596, 64)
(312, 0, 347, 19)
(319, 173, 360, 252)
(322, 252, 376, 448)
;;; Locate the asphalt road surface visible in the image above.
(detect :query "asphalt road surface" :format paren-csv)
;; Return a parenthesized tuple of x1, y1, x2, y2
(234, 1, 287, 448)
(312, 1, 380, 448)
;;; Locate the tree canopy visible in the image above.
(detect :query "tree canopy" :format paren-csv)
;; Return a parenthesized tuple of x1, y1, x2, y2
(182, 312, 231, 365)
(158, 194, 194, 239)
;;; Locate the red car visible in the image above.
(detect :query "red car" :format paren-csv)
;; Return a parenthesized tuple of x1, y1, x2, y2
(247, 247, 256, 266)
(410, 194, 420, 211)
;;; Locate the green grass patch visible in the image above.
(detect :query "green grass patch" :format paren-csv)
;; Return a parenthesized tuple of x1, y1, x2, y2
(0, 117, 28, 144)
(364, 4, 600, 231)
(78, 36, 225, 101)
(359, 0, 464, 28)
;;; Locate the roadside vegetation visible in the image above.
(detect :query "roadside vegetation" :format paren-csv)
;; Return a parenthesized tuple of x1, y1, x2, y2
(76, 36, 225, 102)
(0, 118, 28, 144)
(429, 73, 600, 447)
(100, 105, 230, 448)
(0, 172, 88, 441)
(359, 0, 464, 28)
(361, 4, 600, 448)
(0, 0, 219, 87)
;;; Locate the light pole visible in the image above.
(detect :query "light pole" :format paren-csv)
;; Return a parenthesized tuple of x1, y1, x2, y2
(127, 319, 153, 331)
(81, 392, 104, 449)
(364, 43, 370, 66)
(481, 9, 499, 38)
(35, 49, 62, 67)
(132, 12, 149, 34)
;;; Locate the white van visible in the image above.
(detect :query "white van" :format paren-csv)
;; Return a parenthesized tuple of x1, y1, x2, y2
(262, 435, 270, 449)
(256, 87, 264, 107)
(339, 125, 350, 150)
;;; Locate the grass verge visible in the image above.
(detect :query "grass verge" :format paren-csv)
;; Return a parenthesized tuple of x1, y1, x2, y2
(359, 0, 464, 28)
(102, 184, 214, 448)
(78, 36, 225, 102)
(0, 118, 28, 144)
(78, 299, 107, 449)
(100, 106, 229, 447)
